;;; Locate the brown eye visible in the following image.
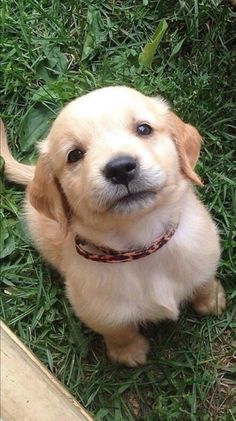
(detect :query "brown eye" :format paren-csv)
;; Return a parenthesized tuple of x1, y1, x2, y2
(67, 149, 84, 163)
(137, 123, 152, 136)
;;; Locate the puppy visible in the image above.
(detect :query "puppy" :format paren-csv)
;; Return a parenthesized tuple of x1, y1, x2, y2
(1, 86, 226, 366)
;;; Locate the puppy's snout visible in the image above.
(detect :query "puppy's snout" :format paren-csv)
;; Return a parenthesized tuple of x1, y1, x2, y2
(104, 155, 137, 186)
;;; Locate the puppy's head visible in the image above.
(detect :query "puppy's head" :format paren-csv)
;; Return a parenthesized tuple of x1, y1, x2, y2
(28, 86, 202, 229)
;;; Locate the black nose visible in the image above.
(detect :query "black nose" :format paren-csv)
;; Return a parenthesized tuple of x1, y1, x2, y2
(104, 155, 137, 185)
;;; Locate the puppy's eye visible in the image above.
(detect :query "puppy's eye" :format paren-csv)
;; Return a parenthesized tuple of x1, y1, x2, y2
(136, 123, 152, 136)
(67, 149, 84, 163)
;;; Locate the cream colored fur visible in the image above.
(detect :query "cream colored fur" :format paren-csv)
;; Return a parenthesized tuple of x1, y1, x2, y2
(0, 86, 226, 366)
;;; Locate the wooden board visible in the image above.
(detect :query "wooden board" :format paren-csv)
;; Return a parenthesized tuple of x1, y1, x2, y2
(1, 321, 94, 421)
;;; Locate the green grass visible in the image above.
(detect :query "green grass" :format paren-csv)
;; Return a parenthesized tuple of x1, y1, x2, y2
(1, 1, 236, 420)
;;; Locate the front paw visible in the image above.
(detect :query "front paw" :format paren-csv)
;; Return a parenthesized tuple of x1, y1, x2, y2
(192, 280, 226, 316)
(106, 334, 150, 367)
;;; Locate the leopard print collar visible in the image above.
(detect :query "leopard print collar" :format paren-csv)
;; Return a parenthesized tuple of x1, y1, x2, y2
(75, 225, 177, 263)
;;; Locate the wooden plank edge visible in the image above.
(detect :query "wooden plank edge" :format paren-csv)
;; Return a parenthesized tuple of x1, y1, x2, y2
(1, 320, 94, 421)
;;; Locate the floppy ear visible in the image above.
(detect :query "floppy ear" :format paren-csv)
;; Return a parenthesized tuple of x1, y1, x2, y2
(167, 111, 203, 186)
(27, 154, 70, 231)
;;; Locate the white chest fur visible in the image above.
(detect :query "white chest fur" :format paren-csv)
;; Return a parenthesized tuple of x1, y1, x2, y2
(64, 191, 220, 329)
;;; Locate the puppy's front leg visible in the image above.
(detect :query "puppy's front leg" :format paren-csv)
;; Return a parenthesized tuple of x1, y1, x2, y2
(191, 278, 226, 316)
(103, 325, 150, 367)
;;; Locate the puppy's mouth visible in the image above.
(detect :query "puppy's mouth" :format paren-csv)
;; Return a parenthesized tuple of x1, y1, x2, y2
(108, 190, 157, 213)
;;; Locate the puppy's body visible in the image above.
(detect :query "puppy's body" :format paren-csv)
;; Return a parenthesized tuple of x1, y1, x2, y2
(1, 86, 226, 366)
(26, 188, 220, 330)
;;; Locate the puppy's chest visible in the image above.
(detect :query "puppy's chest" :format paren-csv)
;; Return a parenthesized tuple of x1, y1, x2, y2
(68, 251, 188, 324)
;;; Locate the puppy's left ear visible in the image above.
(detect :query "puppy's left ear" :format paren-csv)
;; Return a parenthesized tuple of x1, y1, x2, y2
(167, 111, 203, 186)
(27, 153, 70, 233)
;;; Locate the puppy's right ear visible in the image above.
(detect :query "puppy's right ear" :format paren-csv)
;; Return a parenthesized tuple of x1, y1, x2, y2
(167, 111, 203, 186)
(27, 154, 69, 230)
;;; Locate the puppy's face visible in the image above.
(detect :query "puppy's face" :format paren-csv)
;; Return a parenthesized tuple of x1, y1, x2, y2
(28, 87, 202, 228)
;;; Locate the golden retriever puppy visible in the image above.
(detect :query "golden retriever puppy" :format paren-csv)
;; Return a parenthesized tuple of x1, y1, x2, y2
(1, 86, 226, 366)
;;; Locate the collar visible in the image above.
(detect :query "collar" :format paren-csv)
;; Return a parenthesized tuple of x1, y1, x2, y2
(75, 224, 177, 263)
